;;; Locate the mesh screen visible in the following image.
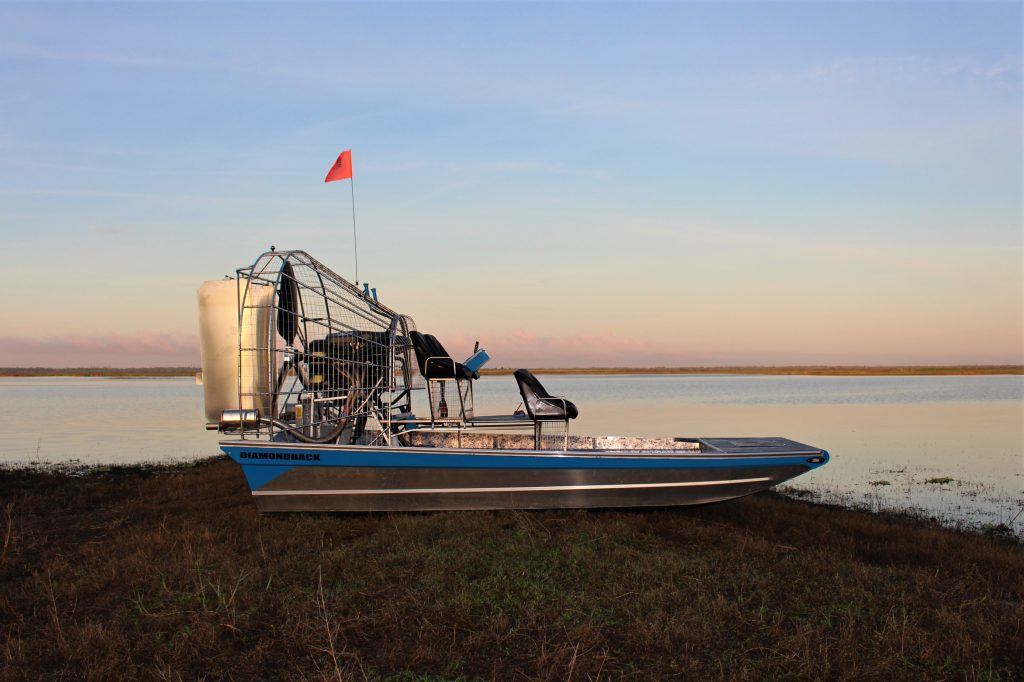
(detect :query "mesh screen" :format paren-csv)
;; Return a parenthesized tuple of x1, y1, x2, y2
(235, 250, 417, 444)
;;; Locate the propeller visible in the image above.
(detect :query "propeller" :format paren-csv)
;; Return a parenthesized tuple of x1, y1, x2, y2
(276, 261, 299, 346)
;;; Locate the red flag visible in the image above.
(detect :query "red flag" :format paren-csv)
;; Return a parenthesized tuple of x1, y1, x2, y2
(324, 149, 353, 182)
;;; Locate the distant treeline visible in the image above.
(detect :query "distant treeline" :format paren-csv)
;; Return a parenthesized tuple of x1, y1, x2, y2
(2, 365, 1022, 377)
(480, 365, 1024, 376)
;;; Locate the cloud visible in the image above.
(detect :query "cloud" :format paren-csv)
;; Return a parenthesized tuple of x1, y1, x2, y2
(756, 54, 1022, 89)
(0, 329, 700, 369)
(0, 41, 204, 70)
(439, 330, 705, 368)
(0, 333, 199, 367)
(557, 94, 651, 118)
(0, 187, 273, 207)
(381, 158, 573, 177)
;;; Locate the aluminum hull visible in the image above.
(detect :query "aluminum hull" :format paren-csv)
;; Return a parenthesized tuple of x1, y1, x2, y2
(221, 438, 828, 512)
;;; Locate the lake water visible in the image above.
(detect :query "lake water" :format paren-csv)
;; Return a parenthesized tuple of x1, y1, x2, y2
(1, 374, 1021, 535)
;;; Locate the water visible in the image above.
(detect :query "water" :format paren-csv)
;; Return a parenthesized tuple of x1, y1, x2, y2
(0, 377, 222, 464)
(1, 374, 1021, 534)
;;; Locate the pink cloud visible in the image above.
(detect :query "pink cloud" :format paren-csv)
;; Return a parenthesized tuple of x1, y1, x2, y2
(0, 333, 200, 367)
(0, 329, 694, 369)
(4, 328, 1012, 370)
(436, 330, 703, 368)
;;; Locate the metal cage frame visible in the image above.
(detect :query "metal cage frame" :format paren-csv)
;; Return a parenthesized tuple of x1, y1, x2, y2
(232, 249, 421, 445)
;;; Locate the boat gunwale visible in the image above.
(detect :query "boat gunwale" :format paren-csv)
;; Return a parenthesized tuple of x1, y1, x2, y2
(219, 439, 827, 460)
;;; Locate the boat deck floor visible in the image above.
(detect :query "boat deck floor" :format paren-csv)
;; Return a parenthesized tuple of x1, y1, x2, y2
(402, 431, 822, 455)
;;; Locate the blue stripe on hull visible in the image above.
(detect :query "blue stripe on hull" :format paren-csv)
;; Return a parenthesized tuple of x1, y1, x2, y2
(221, 443, 829, 492)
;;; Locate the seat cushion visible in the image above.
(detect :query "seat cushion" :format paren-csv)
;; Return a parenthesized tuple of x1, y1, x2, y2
(535, 397, 579, 420)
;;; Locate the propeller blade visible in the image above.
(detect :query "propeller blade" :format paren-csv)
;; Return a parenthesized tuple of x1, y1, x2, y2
(277, 261, 299, 346)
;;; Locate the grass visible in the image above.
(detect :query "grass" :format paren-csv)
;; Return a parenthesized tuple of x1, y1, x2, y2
(1, 459, 1022, 680)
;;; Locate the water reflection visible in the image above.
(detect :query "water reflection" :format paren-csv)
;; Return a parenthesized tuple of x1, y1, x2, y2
(0, 377, 221, 464)
(1, 374, 1021, 534)
(472, 374, 1024, 534)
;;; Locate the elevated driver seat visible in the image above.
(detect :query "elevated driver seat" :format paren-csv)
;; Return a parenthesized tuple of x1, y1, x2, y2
(513, 369, 578, 449)
(409, 331, 477, 381)
(410, 331, 477, 423)
(513, 369, 579, 420)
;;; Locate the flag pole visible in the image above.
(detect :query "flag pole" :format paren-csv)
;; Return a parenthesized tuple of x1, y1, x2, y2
(324, 149, 358, 284)
(350, 173, 359, 285)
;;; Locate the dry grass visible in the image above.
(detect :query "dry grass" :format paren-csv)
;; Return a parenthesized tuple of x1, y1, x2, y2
(1, 459, 1021, 680)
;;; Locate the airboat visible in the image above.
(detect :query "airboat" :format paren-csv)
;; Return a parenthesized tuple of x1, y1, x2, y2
(198, 249, 828, 512)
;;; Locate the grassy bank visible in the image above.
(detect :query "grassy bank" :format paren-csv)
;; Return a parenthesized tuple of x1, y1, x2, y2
(1, 460, 1021, 680)
(3, 365, 1022, 378)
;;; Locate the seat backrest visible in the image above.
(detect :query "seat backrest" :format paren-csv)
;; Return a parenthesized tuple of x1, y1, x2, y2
(424, 334, 451, 361)
(513, 368, 551, 418)
(276, 261, 300, 346)
(409, 331, 430, 375)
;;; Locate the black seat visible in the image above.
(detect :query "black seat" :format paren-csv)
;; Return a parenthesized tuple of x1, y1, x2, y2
(513, 369, 578, 421)
(409, 331, 476, 381)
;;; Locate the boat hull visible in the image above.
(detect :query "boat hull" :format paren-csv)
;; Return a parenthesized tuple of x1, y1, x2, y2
(221, 439, 828, 512)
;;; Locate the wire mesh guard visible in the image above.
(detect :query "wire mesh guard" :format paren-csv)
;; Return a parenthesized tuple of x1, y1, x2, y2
(536, 421, 569, 450)
(427, 379, 474, 423)
(235, 250, 421, 445)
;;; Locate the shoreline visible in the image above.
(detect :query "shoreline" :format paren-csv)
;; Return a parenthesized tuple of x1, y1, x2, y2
(3, 457, 1019, 540)
(2, 364, 1022, 378)
(2, 458, 1020, 678)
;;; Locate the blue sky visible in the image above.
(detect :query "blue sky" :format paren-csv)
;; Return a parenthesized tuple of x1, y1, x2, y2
(0, 2, 1020, 366)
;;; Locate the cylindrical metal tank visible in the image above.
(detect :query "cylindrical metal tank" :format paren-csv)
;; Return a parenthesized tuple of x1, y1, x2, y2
(197, 279, 273, 423)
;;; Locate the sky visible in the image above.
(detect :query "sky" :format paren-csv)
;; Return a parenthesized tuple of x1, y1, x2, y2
(0, 2, 1020, 367)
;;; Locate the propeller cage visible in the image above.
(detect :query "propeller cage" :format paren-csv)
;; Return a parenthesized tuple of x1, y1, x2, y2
(234, 249, 421, 445)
